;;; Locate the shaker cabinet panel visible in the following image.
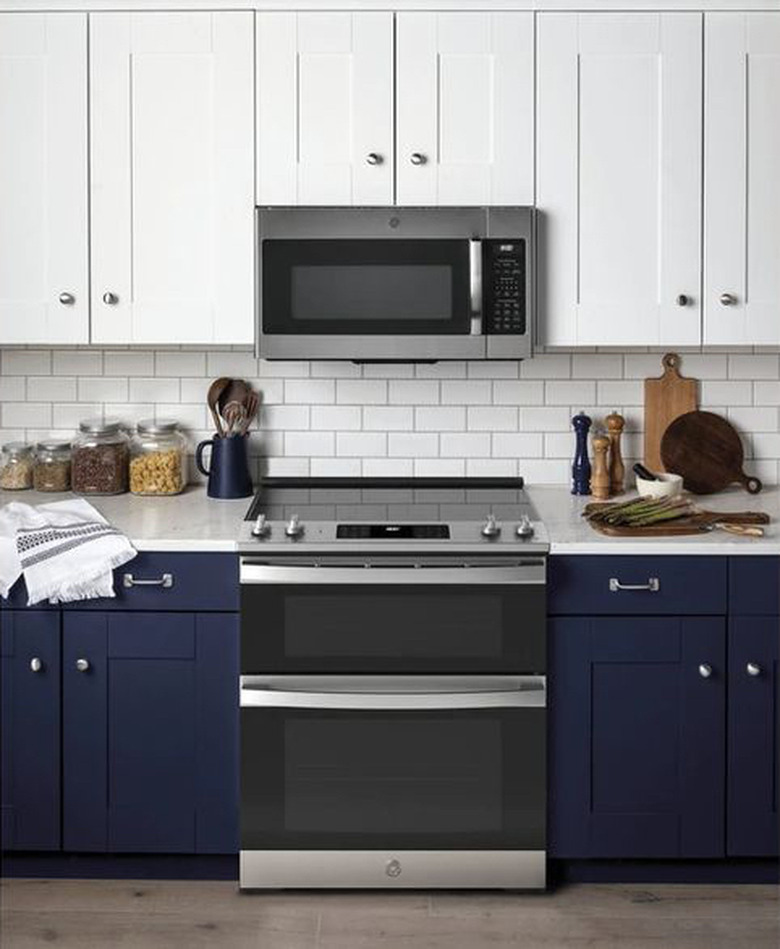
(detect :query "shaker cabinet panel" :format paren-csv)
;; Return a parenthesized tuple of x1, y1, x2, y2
(727, 617, 779, 857)
(0, 13, 88, 345)
(256, 12, 394, 206)
(0, 611, 61, 851)
(549, 616, 726, 859)
(62, 611, 239, 854)
(704, 14, 780, 344)
(537, 13, 702, 347)
(89, 12, 254, 345)
(396, 13, 533, 206)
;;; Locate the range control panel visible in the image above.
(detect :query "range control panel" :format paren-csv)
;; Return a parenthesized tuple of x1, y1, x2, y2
(483, 239, 526, 335)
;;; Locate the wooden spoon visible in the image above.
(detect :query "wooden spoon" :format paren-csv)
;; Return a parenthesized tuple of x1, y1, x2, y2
(206, 377, 230, 437)
(238, 391, 259, 435)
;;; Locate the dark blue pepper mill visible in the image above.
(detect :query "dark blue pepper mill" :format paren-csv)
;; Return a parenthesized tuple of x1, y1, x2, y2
(571, 411, 592, 495)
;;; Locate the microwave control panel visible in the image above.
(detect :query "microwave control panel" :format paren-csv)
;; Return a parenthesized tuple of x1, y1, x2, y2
(483, 239, 525, 335)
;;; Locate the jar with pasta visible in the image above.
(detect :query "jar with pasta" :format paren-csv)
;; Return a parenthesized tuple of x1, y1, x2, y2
(0, 442, 34, 491)
(34, 440, 72, 492)
(129, 420, 187, 496)
(72, 418, 129, 496)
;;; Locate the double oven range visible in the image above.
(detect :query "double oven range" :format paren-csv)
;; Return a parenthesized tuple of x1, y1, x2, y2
(239, 478, 548, 890)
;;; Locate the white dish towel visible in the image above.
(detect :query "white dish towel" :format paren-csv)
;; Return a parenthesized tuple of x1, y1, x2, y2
(0, 498, 136, 605)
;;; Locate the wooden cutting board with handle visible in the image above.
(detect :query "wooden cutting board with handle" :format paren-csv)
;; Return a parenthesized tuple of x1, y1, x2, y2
(644, 353, 697, 471)
(587, 508, 768, 537)
(660, 410, 762, 495)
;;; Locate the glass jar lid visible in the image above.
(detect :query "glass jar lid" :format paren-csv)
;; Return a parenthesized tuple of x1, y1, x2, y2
(2, 441, 33, 457)
(36, 439, 71, 454)
(136, 418, 180, 436)
(79, 417, 122, 436)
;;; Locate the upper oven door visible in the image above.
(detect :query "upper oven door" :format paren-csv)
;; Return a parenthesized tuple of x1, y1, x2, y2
(240, 559, 546, 675)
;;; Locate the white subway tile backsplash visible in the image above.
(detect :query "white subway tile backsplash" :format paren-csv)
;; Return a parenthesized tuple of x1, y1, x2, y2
(78, 377, 128, 403)
(440, 433, 490, 457)
(363, 406, 414, 431)
(285, 379, 336, 404)
(3, 347, 780, 485)
(415, 407, 465, 431)
(311, 406, 361, 431)
(440, 380, 492, 405)
(105, 352, 155, 376)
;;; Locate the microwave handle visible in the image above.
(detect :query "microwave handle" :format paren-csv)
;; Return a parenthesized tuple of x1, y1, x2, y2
(469, 239, 482, 335)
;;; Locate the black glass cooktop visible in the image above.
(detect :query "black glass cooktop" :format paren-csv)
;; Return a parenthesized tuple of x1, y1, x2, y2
(245, 477, 528, 525)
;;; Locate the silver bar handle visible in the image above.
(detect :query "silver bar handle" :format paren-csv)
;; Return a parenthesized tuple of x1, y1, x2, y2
(609, 577, 660, 593)
(123, 572, 174, 589)
(469, 239, 482, 335)
(240, 676, 546, 711)
(240, 563, 544, 586)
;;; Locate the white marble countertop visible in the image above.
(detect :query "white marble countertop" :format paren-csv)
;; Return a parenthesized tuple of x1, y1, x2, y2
(2, 483, 779, 556)
(528, 484, 780, 555)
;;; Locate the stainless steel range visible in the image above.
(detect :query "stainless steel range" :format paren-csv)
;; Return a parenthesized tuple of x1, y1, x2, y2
(238, 478, 548, 890)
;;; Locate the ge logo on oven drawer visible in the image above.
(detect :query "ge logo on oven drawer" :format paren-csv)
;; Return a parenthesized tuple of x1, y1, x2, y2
(385, 859, 402, 878)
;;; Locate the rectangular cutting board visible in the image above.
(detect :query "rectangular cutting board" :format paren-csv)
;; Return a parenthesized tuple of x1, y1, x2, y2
(644, 353, 697, 471)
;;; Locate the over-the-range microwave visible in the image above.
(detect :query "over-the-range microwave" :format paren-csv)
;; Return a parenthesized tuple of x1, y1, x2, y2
(257, 207, 534, 361)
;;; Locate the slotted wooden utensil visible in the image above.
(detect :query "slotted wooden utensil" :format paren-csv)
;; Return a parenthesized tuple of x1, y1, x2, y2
(643, 353, 697, 471)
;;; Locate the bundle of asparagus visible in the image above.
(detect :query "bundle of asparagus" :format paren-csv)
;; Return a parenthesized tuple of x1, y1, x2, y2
(583, 496, 693, 528)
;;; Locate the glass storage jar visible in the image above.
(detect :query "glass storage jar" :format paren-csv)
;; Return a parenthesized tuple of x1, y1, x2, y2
(34, 440, 72, 493)
(72, 418, 129, 495)
(0, 442, 34, 491)
(130, 419, 187, 496)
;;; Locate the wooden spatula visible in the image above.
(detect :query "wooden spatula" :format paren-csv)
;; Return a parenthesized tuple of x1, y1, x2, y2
(644, 353, 697, 471)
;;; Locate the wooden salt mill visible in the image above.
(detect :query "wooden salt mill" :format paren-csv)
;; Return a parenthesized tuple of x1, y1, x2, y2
(591, 433, 611, 500)
(606, 411, 626, 495)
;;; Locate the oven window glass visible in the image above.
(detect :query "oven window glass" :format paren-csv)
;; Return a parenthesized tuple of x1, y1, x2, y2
(241, 582, 546, 674)
(284, 719, 501, 834)
(241, 707, 545, 850)
(262, 239, 471, 335)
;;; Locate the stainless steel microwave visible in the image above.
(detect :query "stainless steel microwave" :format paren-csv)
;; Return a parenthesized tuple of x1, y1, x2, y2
(256, 207, 534, 361)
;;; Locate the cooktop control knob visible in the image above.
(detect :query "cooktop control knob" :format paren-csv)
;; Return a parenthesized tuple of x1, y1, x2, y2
(285, 514, 304, 538)
(481, 514, 501, 538)
(252, 514, 270, 538)
(516, 515, 535, 539)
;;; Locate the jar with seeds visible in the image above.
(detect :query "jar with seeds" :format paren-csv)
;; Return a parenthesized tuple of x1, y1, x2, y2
(0, 442, 34, 491)
(34, 440, 72, 492)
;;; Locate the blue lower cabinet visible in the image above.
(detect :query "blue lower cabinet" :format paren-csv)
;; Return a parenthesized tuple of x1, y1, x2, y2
(0, 611, 61, 850)
(549, 616, 726, 859)
(63, 611, 239, 854)
(728, 617, 779, 857)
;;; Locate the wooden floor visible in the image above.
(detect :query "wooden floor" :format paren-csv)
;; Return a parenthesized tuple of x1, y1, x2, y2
(1, 879, 778, 948)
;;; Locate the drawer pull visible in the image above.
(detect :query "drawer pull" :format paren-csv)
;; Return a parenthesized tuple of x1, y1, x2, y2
(123, 572, 174, 589)
(608, 577, 660, 593)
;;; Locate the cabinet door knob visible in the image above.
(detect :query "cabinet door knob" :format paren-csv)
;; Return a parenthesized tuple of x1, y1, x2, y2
(366, 152, 383, 166)
(676, 294, 690, 307)
(698, 663, 713, 679)
(746, 662, 762, 677)
(410, 152, 427, 166)
(719, 292, 737, 306)
(75, 658, 90, 673)
(58, 292, 76, 306)
(30, 657, 43, 673)
(102, 291, 119, 305)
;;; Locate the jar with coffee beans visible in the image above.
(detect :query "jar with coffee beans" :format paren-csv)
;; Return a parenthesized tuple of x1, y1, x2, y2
(72, 418, 129, 495)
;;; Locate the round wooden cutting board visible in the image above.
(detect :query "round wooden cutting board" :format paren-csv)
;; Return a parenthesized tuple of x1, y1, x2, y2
(660, 410, 762, 495)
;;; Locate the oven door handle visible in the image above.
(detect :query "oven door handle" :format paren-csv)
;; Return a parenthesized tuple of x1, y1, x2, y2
(239, 676, 546, 710)
(239, 563, 545, 585)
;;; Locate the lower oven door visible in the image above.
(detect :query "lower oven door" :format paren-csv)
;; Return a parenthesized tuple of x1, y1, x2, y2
(240, 675, 545, 889)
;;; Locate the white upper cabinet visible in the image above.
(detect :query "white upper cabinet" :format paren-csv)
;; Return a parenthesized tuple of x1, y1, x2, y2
(704, 14, 780, 345)
(0, 14, 88, 345)
(256, 12, 394, 206)
(537, 14, 702, 347)
(396, 13, 534, 207)
(90, 12, 254, 345)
